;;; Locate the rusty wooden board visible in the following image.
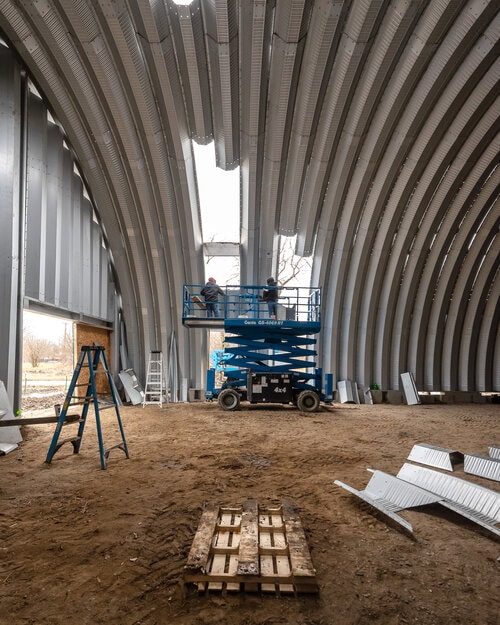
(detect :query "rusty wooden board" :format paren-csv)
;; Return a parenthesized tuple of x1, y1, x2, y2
(184, 500, 318, 595)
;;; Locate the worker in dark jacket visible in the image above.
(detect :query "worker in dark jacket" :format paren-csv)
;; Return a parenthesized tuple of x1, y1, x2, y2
(262, 277, 279, 318)
(201, 277, 225, 317)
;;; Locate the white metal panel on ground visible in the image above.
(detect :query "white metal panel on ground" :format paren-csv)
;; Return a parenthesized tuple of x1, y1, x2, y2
(0, 381, 22, 445)
(464, 454, 500, 483)
(400, 372, 421, 405)
(118, 369, 144, 405)
(337, 380, 360, 403)
(397, 462, 500, 537)
(489, 446, 500, 460)
(334, 470, 444, 534)
(407, 443, 463, 471)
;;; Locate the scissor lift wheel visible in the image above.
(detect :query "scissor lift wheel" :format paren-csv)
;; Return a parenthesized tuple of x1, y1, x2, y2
(296, 390, 320, 412)
(218, 388, 241, 411)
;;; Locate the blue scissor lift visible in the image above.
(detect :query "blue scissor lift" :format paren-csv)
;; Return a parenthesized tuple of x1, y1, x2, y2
(182, 284, 333, 412)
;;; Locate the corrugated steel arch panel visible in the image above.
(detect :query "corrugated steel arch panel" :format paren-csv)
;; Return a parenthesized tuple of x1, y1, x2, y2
(406, 113, 500, 391)
(201, 0, 239, 169)
(239, 0, 273, 283)
(459, 231, 499, 391)
(135, 1, 208, 387)
(479, 266, 500, 391)
(315, 0, 461, 383)
(349, 1, 494, 388)
(311, 0, 441, 288)
(402, 90, 496, 390)
(301, 0, 387, 256)
(100, 6, 168, 346)
(416, 141, 500, 391)
(385, 53, 500, 390)
(280, 0, 343, 236)
(99, 2, 206, 382)
(65, 0, 201, 383)
(1, 0, 498, 396)
(313, 1, 460, 285)
(273, 0, 312, 40)
(258, 0, 311, 279)
(77, 5, 161, 358)
(82, 12, 170, 358)
(167, 0, 213, 143)
(441, 206, 499, 391)
(259, 33, 300, 276)
(312, 1, 429, 380)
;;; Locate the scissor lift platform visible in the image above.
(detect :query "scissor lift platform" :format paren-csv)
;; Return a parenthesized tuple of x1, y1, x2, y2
(182, 284, 321, 333)
(182, 284, 331, 411)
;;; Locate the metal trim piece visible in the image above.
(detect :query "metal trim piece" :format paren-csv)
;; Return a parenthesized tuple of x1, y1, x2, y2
(400, 372, 421, 405)
(464, 454, 500, 483)
(489, 446, 500, 460)
(407, 443, 464, 471)
(118, 369, 144, 405)
(337, 380, 359, 404)
(397, 463, 500, 537)
(0, 441, 18, 455)
(334, 470, 443, 534)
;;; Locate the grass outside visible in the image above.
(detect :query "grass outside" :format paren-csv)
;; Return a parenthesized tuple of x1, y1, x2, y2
(22, 360, 73, 383)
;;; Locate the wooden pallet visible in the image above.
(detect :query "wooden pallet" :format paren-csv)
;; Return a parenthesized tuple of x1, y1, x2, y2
(184, 499, 318, 595)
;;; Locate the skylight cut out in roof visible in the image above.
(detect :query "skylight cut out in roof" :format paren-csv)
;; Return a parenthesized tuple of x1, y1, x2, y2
(194, 142, 239, 244)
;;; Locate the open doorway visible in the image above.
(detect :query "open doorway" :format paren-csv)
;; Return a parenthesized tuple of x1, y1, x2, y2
(22, 311, 74, 416)
(22, 312, 114, 416)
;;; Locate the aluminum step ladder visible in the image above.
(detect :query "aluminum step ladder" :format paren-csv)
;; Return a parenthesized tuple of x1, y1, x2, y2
(143, 350, 166, 407)
(45, 345, 129, 469)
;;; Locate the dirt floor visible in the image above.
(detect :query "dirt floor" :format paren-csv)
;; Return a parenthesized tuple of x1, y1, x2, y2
(1, 399, 499, 625)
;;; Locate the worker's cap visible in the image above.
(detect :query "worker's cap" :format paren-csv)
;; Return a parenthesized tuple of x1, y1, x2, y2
(208, 277, 216, 283)
(267, 277, 275, 284)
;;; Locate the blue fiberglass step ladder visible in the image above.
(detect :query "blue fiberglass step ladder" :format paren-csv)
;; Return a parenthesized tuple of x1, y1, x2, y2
(45, 345, 129, 469)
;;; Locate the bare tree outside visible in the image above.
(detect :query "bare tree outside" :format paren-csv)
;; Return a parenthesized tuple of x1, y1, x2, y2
(277, 236, 312, 286)
(23, 332, 55, 368)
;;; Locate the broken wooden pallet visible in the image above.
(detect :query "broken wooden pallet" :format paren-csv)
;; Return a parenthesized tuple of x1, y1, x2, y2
(184, 499, 318, 595)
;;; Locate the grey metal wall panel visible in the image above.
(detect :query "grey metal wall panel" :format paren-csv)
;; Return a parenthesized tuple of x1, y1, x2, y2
(91, 221, 101, 318)
(44, 122, 62, 304)
(69, 173, 83, 312)
(80, 198, 92, 316)
(57, 148, 73, 309)
(25, 94, 46, 302)
(22, 92, 115, 324)
(0, 46, 22, 401)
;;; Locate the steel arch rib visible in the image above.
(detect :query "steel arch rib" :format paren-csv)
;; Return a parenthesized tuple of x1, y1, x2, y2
(441, 208, 499, 391)
(459, 235, 499, 391)
(359, 3, 496, 389)
(414, 144, 500, 391)
(317, 0, 464, 387)
(239, 0, 273, 284)
(409, 150, 499, 386)
(390, 88, 500, 390)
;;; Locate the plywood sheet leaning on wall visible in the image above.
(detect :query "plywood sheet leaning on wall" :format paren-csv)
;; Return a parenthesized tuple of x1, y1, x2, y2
(74, 324, 112, 397)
